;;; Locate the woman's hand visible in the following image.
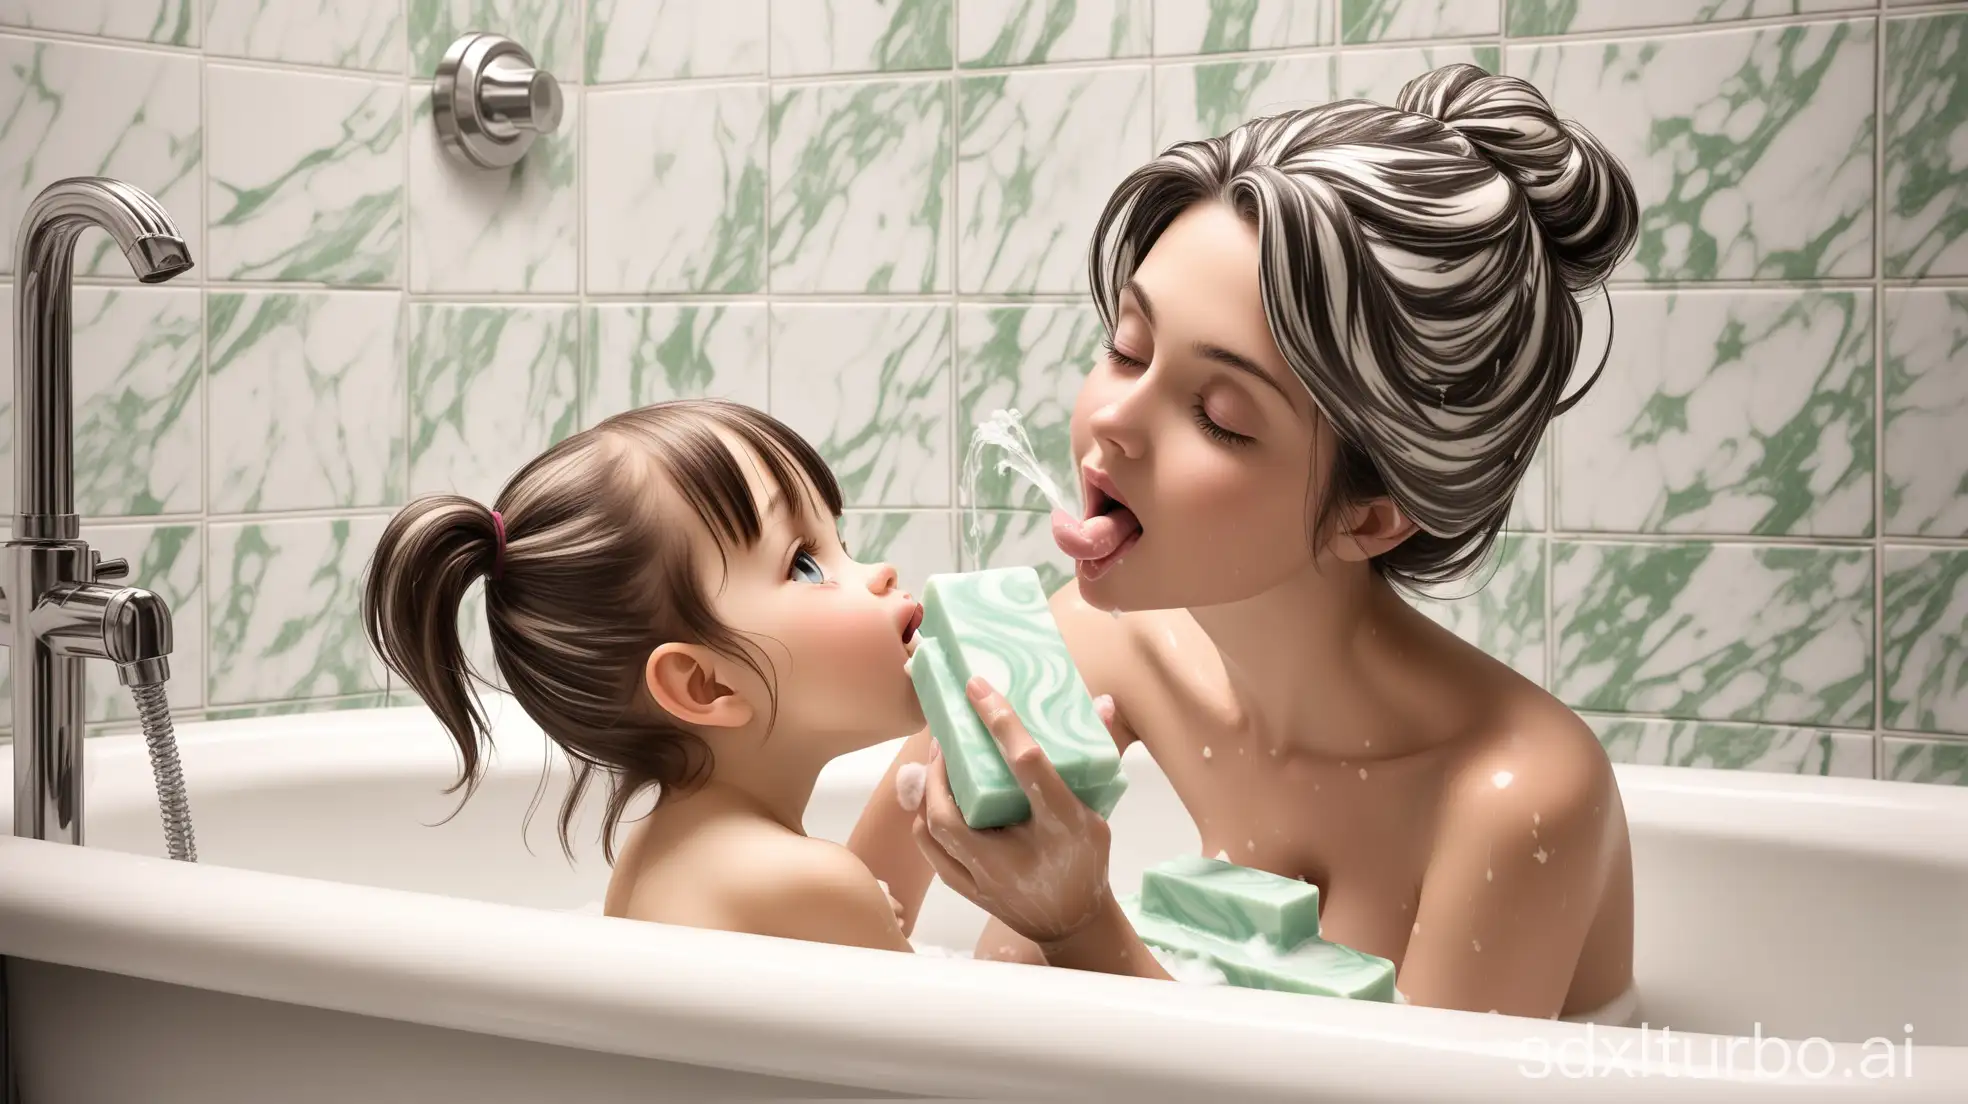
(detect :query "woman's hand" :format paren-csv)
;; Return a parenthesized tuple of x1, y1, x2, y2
(910, 676, 1119, 949)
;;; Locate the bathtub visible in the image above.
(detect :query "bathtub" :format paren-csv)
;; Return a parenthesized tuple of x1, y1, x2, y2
(2, 696, 1965, 1103)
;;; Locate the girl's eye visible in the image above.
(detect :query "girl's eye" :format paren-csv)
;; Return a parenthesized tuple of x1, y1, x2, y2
(1193, 403, 1253, 446)
(789, 544, 827, 584)
(1102, 338, 1147, 370)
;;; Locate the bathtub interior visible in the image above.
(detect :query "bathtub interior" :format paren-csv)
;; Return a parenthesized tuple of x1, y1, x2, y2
(30, 702, 1968, 1051)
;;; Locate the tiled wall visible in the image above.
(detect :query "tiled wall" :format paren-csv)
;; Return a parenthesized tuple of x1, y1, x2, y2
(0, 1, 1961, 788)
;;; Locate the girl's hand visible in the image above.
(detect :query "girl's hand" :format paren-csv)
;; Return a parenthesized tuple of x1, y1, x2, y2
(910, 677, 1119, 949)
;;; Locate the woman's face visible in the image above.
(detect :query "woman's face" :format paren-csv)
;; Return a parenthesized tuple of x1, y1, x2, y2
(1067, 201, 1336, 612)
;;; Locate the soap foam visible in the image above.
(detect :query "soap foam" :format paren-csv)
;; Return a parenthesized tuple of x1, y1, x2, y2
(1150, 946, 1229, 986)
(896, 761, 927, 811)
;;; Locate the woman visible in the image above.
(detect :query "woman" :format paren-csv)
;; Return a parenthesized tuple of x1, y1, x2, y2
(851, 64, 1643, 1022)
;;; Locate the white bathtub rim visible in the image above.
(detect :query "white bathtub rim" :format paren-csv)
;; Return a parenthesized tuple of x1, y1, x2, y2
(7, 702, 1968, 1099)
(6, 836, 1960, 1102)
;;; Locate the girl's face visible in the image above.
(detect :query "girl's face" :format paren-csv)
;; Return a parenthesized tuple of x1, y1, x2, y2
(1068, 201, 1337, 612)
(700, 450, 926, 759)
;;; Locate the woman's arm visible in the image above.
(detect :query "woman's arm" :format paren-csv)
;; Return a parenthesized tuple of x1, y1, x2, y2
(1397, 728, 1615, 1016)
(846, 727, 938, 935)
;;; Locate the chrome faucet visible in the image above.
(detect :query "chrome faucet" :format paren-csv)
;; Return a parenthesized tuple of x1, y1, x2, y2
(7, 177, 195, 858)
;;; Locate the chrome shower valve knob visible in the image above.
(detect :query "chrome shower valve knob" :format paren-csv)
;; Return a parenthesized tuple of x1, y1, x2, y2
(433, 31, 564, 169)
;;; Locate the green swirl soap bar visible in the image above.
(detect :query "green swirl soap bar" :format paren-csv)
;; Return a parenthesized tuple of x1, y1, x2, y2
(1122, 855, 1398, 1002)
(1141, 853, 1322, 950)
(904, 566, 1126, 828)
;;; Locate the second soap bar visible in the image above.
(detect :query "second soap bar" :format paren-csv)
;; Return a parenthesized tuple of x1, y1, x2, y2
(905, 566, 1125, 828)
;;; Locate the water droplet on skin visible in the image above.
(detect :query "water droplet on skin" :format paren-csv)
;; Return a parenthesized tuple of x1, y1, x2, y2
(1358, 767, 1369, 780)
(1533, 848, 1549, 864)
(1486, 867, 1493, 882)
(1363, 738, 1372, 748)
(1412, 921, 1420, 936)
(1202, 746, 1212, 760)
(1268, 747, 1279, 757)
(1533, 812, 1541, 827)
(1214, 850, 1230, 862)
(1472, 939, 1482, 953)
(1491, 770, 1514, 789)
(1246, 840, 1255, 852)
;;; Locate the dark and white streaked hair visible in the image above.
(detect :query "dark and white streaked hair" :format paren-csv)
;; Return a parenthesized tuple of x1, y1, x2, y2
(1087, 64, 1640, 589)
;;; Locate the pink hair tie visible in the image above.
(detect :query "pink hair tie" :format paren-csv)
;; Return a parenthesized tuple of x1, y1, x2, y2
(489, 510, 507, 580)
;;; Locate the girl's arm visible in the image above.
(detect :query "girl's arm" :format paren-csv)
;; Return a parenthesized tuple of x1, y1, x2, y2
(846, 727, 939, 935)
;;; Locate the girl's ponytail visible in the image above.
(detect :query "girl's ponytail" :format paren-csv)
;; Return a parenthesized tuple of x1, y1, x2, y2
(363, 495, 501, 799)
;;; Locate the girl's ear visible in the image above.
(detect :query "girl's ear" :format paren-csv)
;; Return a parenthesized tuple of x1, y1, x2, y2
(644, 644, 754, 729)
(1329, 497, 1418, 563)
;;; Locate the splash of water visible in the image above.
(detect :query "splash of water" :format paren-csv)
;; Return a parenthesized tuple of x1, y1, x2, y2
(960, 408, 1077, 569)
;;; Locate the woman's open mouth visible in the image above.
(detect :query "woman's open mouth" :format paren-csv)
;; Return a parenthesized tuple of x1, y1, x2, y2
(1051, 468, 1143, 581)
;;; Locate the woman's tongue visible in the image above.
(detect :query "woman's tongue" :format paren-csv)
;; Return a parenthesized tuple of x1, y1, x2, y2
(1051, 505, 1140, 562)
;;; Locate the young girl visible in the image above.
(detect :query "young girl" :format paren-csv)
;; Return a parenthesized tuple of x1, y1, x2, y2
(364, 399, 930, 952)
(851, 64, 1646, 1023)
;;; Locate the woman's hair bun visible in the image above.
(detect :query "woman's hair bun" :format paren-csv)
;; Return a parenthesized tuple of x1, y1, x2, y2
(1397, 63, 1640, 293)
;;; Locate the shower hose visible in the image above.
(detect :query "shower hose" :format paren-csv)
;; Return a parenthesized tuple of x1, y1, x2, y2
(129, 682, 197, 862)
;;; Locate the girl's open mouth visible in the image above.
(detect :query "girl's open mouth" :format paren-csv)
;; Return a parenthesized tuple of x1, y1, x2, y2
(1051, 468, 1143, 580)
(901, 602, 923, 649)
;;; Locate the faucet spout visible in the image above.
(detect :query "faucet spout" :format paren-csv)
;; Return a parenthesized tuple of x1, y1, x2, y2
(13, 177, 193, 540)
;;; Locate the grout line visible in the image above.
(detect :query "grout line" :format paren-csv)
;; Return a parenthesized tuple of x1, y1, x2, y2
(199, 33, 213, 712)
(1872, 5, 1888, 780)
(949, 0, 964, 560)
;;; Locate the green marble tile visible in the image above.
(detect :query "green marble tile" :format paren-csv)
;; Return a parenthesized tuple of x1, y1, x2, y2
(1882, 291, 1968, 539)
(1589, 716, 1873, 777)
(1881, 548, 1968, 738)
(1335, 43, 1500, 105)
(769, 0, 953, 75)
(1342, 0, 1498, 44)
(1152, 0, 1333, 56)
(1505, 0, 1870, 38)
(207, 291, 405, 513)
(207, 67, 404, 285)
(1552, 541, 1873, 728)
(0, 38, 201, 279)
(841, 511, 959, 593)
(1882, 11, 1968, 278)
(587, 0, 764, 83)
(1506, 19, 1875, 281)
(583, 304, 769, 423)
(1153, 54, 1335, 151)
(409, 0, 577, 75)
(1555, 291, 1874, 538)
(962, 509, 1074, 596)
(955, 304, 1099, 513)
(206, 0, 403, 72)
(1407, 532, 1547, 688)
(1882, 737, 1968, 787)
(957, 68, 1153, 293)
(409, 305, 581, 504)
(0, 287, 201, 518)
(408, 92, 579, 294)
(0, 0, 197, 45)
(207, 516, 391, 707)
(770, 77, 951, 293)
(959, 0, 1150, 67)
(767, 305, 951, 508)
(584, 85, 768, 293)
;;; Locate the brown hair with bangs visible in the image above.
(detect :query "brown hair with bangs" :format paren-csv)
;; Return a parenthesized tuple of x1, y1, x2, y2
(362, 399, 844, 862)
